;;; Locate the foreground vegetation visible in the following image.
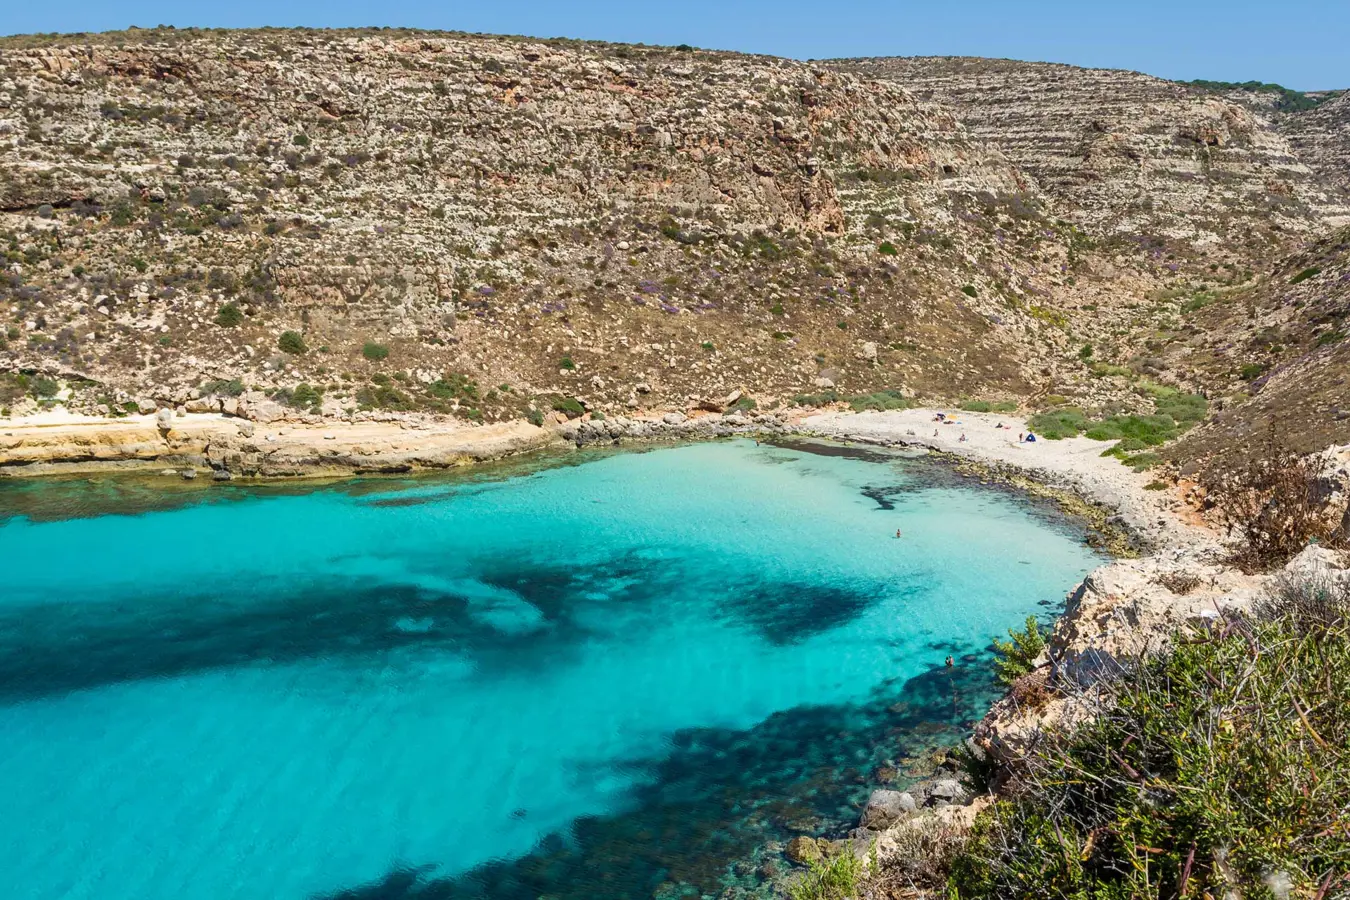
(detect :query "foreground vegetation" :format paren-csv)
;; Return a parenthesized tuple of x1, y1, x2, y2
(1027, 387, 1208, 469)
(945, 575, 1350, 899)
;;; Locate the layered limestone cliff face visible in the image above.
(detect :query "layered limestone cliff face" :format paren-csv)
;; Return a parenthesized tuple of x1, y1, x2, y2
(1, 28, 1097, 419)
(1277, 91, 1350, 214)
(839, 57, 1344, 253)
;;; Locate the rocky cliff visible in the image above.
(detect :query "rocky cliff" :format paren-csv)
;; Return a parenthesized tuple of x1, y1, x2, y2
(839, 57, 1348, 251)
(1, 27, 1094, 422)
(1, 28, 1348, 470)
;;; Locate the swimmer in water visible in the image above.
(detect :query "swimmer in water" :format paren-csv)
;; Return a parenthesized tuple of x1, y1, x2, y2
(895, 528, 903, 538)
(945, 656, 954, 668)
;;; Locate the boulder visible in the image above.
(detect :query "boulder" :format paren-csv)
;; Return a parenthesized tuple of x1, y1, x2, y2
(184, 397, 218, 414)
(662, 411, 687, 425)
(784, 835, 822, 866)
(859, 789, 916, 829)
(926, 779, 969, 807)
(155, 408, 174, 430)
(137, 398, 157, 414)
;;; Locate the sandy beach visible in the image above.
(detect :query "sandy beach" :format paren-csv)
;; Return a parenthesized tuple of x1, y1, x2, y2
(802, 408, 1214, 551)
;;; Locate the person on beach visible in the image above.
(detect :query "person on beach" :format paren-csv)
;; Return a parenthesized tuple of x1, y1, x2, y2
(933, 429, 940, 437)
(1018, 432, 1024, 442)
(959, 433, 968, 443)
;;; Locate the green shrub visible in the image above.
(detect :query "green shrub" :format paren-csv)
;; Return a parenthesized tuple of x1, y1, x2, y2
(355, 383, 411, 410)
(362, 342, 389, 361)
(551, 396, 585, 418)
(277, 331, 307, 355)
(1089, 361, 1132, 378)
(214, 302, 244, 327)
(961, 284, 978, 297)
(30, 376, 59, 398)
(789, 847, 874, 900)
(878, 241, 898, 256)
(948, 579, 1350, 899)
(289, 383, 323, 411)
(1289, 266, 1321, 284)
(701, 341, 715, 351)
(203, 378, 244, 397)
(428, 373, 478, 401)
(526, 408, 545, 427)
(849, 390, 913, 412)
(990, 616, 1046, 686)
(1027, 408, 1089, 439)
(793, 391, 839, 407)
(959, 400, 1018, 413)
(558, 356, 576, 370)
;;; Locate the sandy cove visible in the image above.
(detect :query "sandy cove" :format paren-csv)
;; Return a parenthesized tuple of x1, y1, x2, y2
(799, 407, 1214, 552)
(0, 406, 1219, 550)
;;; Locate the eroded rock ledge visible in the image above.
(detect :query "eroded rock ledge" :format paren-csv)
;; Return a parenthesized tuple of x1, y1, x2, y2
(0, 413, 560, 478)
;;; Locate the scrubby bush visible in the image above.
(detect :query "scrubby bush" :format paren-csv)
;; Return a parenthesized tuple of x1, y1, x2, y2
(1206, 446, 1349, 572)
(991, 616, 1046, 686)
(947, 578, 1350, 899)
(729, 395, 757, 412)
(959, 399, 1018, 413)
(550, 396, 585, 418)
(361, 342, 389, 361)
(214, 302, 244, 327)
(1289, 266, 1321, 284)
(203, 378, 244, 397)
(558, 356, 576, 370)
(789, 846, 875, 900)
(1027, 407, 1089, 438)
(849, 390, 913, 412)
(793, 390, 839, 407)
(289, 383, 323, 412)
(277, 331, 307, 355)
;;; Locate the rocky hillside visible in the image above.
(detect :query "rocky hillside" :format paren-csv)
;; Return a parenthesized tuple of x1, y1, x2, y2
(0, 28, 1347, 465)
(0, 27, 1102, 422)
(1275, 91, 1350, 205)
(838, 57, 1349, 250)
(1166, 225, 1350, 472)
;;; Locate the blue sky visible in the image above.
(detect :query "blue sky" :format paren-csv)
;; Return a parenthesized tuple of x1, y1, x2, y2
(4, 1, 1346, 90)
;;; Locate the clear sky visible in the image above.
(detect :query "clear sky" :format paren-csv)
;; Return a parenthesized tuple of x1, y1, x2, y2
(4, 0, 1346, 91)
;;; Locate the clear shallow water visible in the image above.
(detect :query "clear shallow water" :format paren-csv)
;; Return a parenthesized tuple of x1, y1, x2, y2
(0, 440, 1099, 900)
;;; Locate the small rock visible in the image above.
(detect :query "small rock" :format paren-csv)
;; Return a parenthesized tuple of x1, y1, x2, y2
(784, 836, 822, 866)
(662, 411, 687, 425)
(180, 469, 197, 480)
(155, 408, 174, 430)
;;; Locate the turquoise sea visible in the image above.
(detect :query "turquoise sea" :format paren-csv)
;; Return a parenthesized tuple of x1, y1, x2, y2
(0, 439, 1099, 900)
